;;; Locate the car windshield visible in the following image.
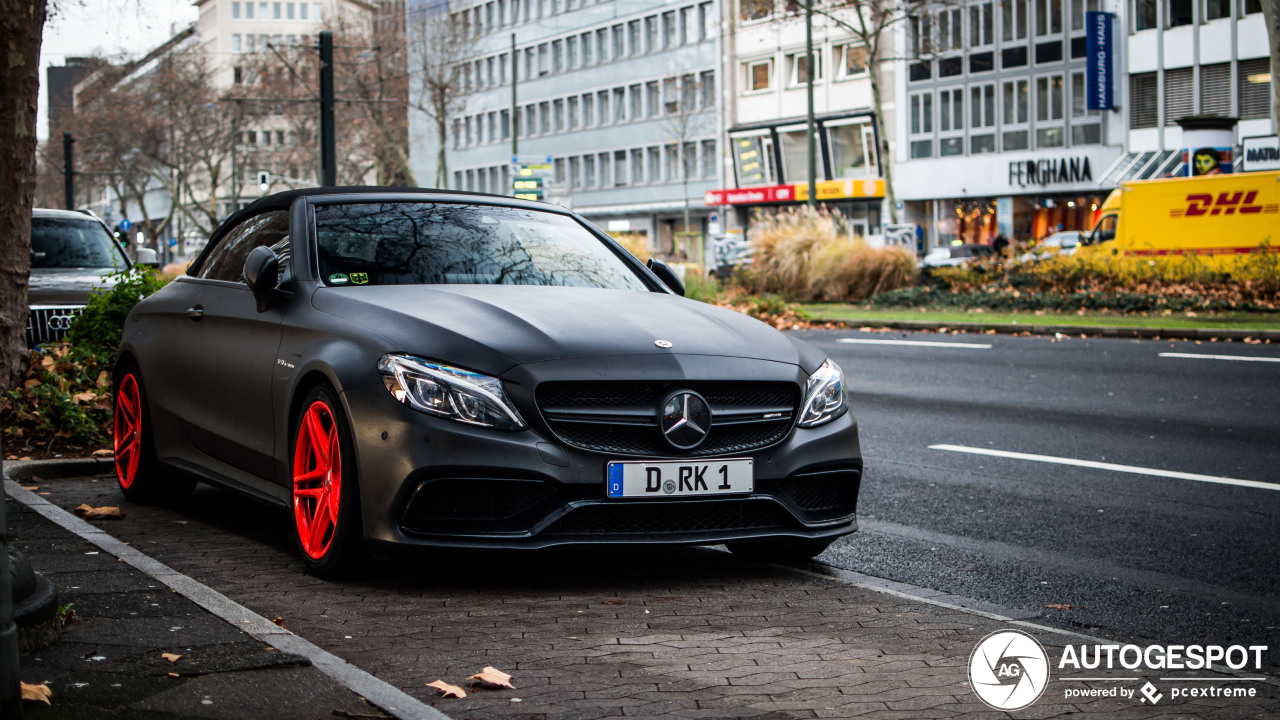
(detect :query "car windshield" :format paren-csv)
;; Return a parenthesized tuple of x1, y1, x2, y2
(30, 216, 126, 270)
(314, 202, 649, 291)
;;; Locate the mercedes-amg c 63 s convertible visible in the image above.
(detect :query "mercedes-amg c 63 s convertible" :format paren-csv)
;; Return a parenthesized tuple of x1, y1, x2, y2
(114, 188, 862, 576)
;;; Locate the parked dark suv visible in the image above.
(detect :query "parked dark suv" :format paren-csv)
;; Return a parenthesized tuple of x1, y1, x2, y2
(27, 209, 150, 345)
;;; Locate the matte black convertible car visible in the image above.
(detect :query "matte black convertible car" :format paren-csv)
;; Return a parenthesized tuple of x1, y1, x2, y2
(115, 188, 862, 576)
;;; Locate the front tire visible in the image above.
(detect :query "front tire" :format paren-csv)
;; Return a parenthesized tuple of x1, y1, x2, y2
(113, 363, 195, 503)
(290, 384, 364, 578)
(726, 537, 835, 564)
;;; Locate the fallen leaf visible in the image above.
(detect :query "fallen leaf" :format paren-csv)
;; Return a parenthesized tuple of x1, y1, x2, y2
(91, 449, 113, 457)
(1044, 603, 1074, 611)
(20, 486, 38, 491)
(272, 616, 286, 628)
(601, 600, 625, 606)
(426, 680, 467, 698)
(23, 379, 41, 389)
(71, 391, 97, 404)
(74, 504, 124, 520)
(468, 666, 514, 689)
(162, 653, 182, 663)
(21, 681, 52, 705)
(167, 672, 180, 678)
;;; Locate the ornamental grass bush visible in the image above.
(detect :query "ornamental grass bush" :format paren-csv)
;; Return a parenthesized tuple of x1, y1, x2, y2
(741, 207, 917, 302)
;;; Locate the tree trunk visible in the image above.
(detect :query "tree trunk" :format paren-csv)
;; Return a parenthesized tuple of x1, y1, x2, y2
(0, 0, 47, 391)
(1261, 0, 1279, 126)
(868, 63, 899, 226)
(434, 110, 448, 189)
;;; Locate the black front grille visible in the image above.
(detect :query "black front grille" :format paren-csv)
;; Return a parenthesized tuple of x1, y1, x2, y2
(25, 306, 84, 346)
(401, 478, 558, 533)
(545, 499, 796, 537)
(537, 381, 799, 458)
(770, 467, 860, 518)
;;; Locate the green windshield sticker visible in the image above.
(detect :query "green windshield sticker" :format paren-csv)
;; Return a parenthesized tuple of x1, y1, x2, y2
(350, 272, 369, 285)
(329, 273, 349, 285)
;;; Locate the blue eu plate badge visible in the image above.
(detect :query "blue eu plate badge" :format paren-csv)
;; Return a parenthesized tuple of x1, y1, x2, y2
(607, 463, 624, 497)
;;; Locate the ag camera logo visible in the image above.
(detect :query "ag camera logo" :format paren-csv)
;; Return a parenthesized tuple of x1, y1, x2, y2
(969, 630, 1051, 711)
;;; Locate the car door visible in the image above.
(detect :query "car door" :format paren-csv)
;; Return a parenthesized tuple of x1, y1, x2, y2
(167, 210, 291, 488)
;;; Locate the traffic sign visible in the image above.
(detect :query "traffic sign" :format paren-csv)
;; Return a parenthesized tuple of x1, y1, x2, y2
(119, 218, 132, 231)
(514, 190, 544, 201)
(513, 178, 544, 190)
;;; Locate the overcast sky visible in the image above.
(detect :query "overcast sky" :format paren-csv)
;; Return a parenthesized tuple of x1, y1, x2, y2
(38, 0, 199, 140)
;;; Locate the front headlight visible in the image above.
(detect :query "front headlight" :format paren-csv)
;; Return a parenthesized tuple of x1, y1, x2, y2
(797, 358, 848, 428)
(377, 355, 526, 431)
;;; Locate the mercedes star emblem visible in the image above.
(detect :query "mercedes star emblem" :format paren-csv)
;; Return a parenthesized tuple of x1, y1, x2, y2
(658, 390, 712, 450)
(654, 339, 673, 348)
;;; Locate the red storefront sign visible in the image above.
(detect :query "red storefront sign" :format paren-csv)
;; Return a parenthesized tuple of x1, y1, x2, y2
(704, 184, 796, 206)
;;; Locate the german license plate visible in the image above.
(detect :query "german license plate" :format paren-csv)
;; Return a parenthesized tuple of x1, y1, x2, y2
(606, 458, 753, 498)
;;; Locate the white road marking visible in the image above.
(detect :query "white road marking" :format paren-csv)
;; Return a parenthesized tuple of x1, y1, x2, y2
(838, 338, 993, 349)
(928, 444, 1278, 492)
(1159, 352, 1280, 363)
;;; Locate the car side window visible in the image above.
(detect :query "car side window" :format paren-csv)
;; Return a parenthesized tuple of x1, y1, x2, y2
(198, 211, 291, 283)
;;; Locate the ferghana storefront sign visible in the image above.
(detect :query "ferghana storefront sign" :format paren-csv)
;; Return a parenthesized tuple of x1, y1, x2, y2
(1008, 157, 1094, 188)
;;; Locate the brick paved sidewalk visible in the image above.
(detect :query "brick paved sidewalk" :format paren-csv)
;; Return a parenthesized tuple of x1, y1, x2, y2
(10, 466, 1280, 720)
(5, 488, 390, 719)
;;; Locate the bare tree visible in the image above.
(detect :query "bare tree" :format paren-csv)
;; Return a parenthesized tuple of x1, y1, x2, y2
(0, 0, 47, 389)
(407, 0, 476, 188)
(663, 69, 712, 258)
(782, 0, 938, 224)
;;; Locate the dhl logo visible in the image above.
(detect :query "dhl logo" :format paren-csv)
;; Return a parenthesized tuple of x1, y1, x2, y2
(1169, 191, 1280, 218)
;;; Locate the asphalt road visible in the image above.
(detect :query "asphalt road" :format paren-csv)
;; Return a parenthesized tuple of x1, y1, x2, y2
(793, 329, 1280, 667)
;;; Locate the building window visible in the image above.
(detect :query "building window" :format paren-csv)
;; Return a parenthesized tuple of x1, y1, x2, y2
(835, 44, 868, 78)
(647, 146, 662, 182)
(581, 32, 593, 64)
(744, 59, 772, 92)
(698, 2, 713, 40)
(909, 13, 933, 56)
(630, 149, 644, 184)
(664, 144, 680, 181)
(1133, 0, 1157, 30)
(681, 6, 695, 44)
(662, 11, 677, 48)
(552, 40, 563, 72)
(246, 1, 255, 18)
(939, 88, 965, 156)
(232, 1, 241, 18)
(553, 99, 564, 132)
(1238, 58, 1271, 119)
(232, 34, 242, 52)
(569, 157, 580, 189)
(612, 24, 625, 58)
(681, 73, 696, 110)
(647, 81, 660, 117)
(1164, 66, 1193, 124)
(525, 105, 536, 135)
(1035, 75, 1065, 147)
(741, 0, 772, 22)
(584, 155, 596, 187)
(628, 19, 641, 55)
(700, 70, 715, 108)
(937, 7, 963, 50)
(731, 132, 776, 185)
(970, 1, 994, 45)
(909, 92, 933, 158)
(539, 102, 550, 133)
(1129, 71, 1157, 127)
(701, 139, 716, 178)
(598, 90, 610, 124)
(787, 49, 824, 86)
(683, 141, 697, 179)
(501, 109, 511, 139)
(970, 83, 996, 153)
(599, 152, 611, 187)
(538, 44, 548, 76)
(613, 87, 626, 122)
(567, 36, 578, 68)
(1003, 0, 1028, 40)
(596, 28, 608, 62)
(567, 97, 579, 129)
(553, 158, 565, 186)
(1240, 0, 1261, 14)
(645, 15, 658, 52)
(1035, 0, 1063, 35)
(1069, 72, 1101, 144)
(614, 150, 627, 186)
(1070, 0, 1100, 30)
(1002, 78, 1029, 149)
(1204, 0, 1230, 18)
(629, 84, 643, 119)
(1167, 0, 1193, 24)
(583, 93, 594, 126)
(273, 2, 281, 18)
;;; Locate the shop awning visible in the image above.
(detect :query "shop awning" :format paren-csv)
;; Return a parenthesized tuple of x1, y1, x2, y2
(1097, 149, 1183, 187)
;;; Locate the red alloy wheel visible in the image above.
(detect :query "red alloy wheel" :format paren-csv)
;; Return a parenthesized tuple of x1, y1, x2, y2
(114, 373, 143, 489)
(293, 400, 342, 560)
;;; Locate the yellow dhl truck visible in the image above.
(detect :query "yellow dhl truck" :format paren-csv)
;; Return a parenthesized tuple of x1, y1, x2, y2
(1084, 170, 1280, 268)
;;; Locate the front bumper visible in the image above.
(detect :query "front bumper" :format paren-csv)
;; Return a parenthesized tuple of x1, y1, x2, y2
(340, 354, 862, 550)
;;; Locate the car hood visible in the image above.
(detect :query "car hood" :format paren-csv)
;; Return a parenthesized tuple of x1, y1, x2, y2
(312, 285, 819, 376)
(27, 267, 119, 306)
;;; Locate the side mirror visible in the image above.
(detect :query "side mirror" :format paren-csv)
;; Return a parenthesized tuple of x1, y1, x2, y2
(646, 258, 685, 297)
(243, 245, 280, 312)
(134, 248, 159, 267)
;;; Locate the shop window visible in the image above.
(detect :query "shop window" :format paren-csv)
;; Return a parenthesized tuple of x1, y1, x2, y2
(744, 59, 773, 92)
(1238, 58, 1271, 119)
(778, 126, 815, 183)
(1167, 0, 1193, 25)
(1003, 0, 1028, 40)
(730, 132, 776, 185)
(1035, 0, 1063, 35)
(827, 119, 876, 178)
(1164, 67, 1193, 124)
(1133, 0, 1158, 30)
(788, 49, 824, 86)
(835, 44, 868, 79)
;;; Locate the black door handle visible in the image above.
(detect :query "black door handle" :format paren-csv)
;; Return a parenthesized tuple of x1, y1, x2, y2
(186, 305, 204, 321)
